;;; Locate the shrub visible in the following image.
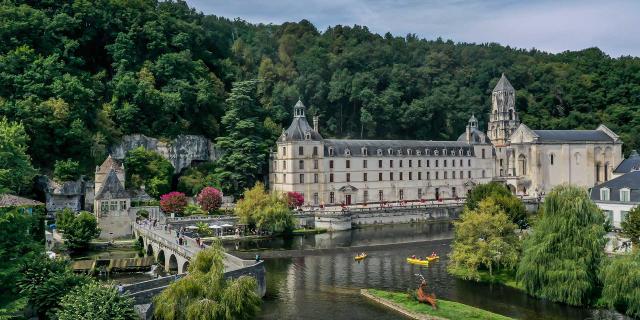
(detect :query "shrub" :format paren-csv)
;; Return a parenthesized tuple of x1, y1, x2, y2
(159, 192, 188, 215)
(197, 187, 223, 214)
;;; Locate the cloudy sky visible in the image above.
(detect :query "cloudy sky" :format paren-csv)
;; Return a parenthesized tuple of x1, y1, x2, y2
(185, 0, 639, 57)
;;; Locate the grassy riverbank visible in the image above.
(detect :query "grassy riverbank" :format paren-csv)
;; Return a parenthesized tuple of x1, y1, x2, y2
(448, 267, 523, 291)
(364, 289, 513, 320)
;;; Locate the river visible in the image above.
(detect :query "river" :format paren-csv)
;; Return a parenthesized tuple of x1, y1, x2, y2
(227, 222, 627, 320)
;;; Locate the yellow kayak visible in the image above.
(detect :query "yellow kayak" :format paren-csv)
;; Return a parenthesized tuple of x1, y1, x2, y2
(427, 255, 440, 262)
(355, 254, 368, 261)
(407, 258, 429, 266)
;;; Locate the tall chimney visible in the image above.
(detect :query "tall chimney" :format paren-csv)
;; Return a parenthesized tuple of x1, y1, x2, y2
(313, 116, 319, 132)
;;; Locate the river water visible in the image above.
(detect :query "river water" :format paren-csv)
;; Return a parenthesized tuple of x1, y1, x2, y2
(227, 222, 627, 320)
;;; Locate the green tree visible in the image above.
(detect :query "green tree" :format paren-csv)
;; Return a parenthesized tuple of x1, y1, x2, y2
(195, 221, 212, 237)
(516, 185, 606, 306)
(0, 117, 36, 194)
(57, 282, 136, 320)
(63, 211, 100, 251)
(124, 147, 173, 198)
(56, 208, 75, 232)
(53, 159, 82, 181)
(448, 198, 520, 280)
(235, 182, 295, 234)
(154, 240, 261, 320)
(466, 182, 527, 227)
(621, 206, 640, 245)
(599, 252, 640, 318)
(215, 80, 269, 197)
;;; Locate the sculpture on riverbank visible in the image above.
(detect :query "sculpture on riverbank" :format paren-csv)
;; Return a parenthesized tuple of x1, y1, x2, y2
(414, 274, 437, 309)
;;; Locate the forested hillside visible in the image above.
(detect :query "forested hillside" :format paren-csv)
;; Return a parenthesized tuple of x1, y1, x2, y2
(1, 0, 639, 191)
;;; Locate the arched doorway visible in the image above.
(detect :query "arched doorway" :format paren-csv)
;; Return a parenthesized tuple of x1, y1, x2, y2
(168, 254, 178, 274)
(157, 250, 166, 268)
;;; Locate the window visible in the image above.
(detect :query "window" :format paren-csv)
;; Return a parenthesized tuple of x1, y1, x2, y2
(418, 160, 422, 167)
(273, 161, 277, 171)
(600, 188, 610, 201)
(550, 153, 555, 165)
(345, 148, 351, 156)
(101, 201, 108, 214)
(427, 160, 430, 168)
(346, 173, 351, 182)
(378, 160, 383, 168)
(452, 171, 456, 179)
(427, 172, 431, 180)
(330, 173, 334, 183)
(409, 160, 412, 167)
(363, 190, 369, 203)
(299, 174, 304, 183)
(468, 159, 471, 166)
(407, 149, 412, 156)
(120, 200, 127, 210)
(299, 160, 304, 169)
(482, 149, 486, 159)
(313, 146, 318, 156)
(620, 188, 630, 202)
(330, 192, 335, 203)
(434, 150, 439, 156)
(390, 172, 394, 181)
(418, 172, 422, 180)
(399, 189, 404, 200)
(364, 173, 368, 181)
(388, 148, 393, 155)
(418, 188, 423, 199)
(435, 172, 439, 179)
(426, 149, 431, 156)
(283, 161, 287, 170)
(444, 171, 448, 179)
(299, 146, 304, 155)
(305, 132, 311, 140)
(110, 201, 117, 211)
(330, 160, 334, 169)
(346, 160, 351, 169)
(435, 160, 439, 167)
(377, 149, 383, 156)
(314, 159, 318, 169)
(453, 159, 456, 167)
(409, 172, 412, 180)
(363, 160, 367, 168)
(390, 160, 394, 168)
(379, 172, 383, 181)
(460, 171, 463, 179)
(482, 170, 486, 178)
(622, 211, 629, 223)
(283, 173, 286, 182)
(468, 171, 471, 178)
(400, 160, 403, 168)
(329, 147, 334, 156)
(378, 190, 384, 201)
(443, 149, 447, 156)
(604, 210, 614, 223)
(363, 148, 368, 156)
(399, 172, 403, 180)
(452, 187, 457, 198)
(313, 193, 319, 205)
(314, 173, 318, 183)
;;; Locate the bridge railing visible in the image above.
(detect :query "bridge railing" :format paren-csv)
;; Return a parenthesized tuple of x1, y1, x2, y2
(135, 225, 197, 259)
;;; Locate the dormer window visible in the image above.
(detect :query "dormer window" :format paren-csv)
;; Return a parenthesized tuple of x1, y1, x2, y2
(620, 188, 631, 202)
(434, 150, 439, 156)
(388, 148, 393, 155)
(362, 148, 368, 156)
(600, 187, 610, 201)
(407, 149, 412, 156)
(467, 150, 471, 156)
(377, 149, 383, 156)
(345, 148, 351, 156)
(459, 149, 463, 156)
(443, 149, 447, 156)
(328, 147, 334, 156)
(304, 131, 311, 140)
(397, 149, 402, 156)
(425, 149, 431, 156)
(416, 150, 422, 156)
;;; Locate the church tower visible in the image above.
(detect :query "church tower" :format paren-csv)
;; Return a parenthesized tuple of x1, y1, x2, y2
(487, 73, 519, 147)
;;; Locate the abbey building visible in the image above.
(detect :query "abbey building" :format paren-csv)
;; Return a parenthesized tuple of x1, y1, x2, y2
(269, 74, 622, 205)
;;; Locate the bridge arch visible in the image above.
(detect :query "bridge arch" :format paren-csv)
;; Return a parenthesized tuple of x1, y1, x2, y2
(157, 250, 166, 268)
(168, 254, 179, 274)
(146, 244, 154, 256)
(181, 261, 190, 274)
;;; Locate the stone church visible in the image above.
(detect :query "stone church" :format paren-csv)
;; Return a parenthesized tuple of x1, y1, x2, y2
(269, 74, 622, 205)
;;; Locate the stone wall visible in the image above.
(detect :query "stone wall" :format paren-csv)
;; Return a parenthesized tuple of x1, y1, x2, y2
(109, 134, 221, 173)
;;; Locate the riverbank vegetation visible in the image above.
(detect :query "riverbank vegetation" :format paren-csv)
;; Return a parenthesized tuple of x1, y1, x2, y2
(235, 182, 295, 235)
(154, 240, 261, 320)
(365, 289, 513, 320)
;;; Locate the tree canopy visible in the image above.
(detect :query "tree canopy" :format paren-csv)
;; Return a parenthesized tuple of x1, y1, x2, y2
(123, 147, 173, 198)
(599, 252, 640, 318)
(516, 185, 606, 306)
(466, 182, 527, 227)
(57, 282, 136, 320)
(0, 117, 36, 194)
(235, 182, 295, 234)
(621, 206, 640, 245)
(63, 211, 101, 251)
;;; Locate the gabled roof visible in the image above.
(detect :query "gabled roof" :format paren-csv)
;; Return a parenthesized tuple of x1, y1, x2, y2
(614, 150, 640, 174)
(95, 170, 129, 200)
(0, 194, 43, 208)
(590, 170, 640, 202)
(97, 155, 124, 174)
(493, 73, 514, 92)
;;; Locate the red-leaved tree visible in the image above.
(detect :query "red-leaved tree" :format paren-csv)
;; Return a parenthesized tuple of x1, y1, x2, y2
(287, 192, 304, 208)
(197, 187, 223, 214)
(160, 191, 188, 215)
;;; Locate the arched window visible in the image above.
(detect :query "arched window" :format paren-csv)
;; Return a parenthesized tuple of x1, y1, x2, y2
(434, 150, 439, 156)
(305, 131, 311, 140)
(282, 146, 286, 156)
(417, 150, 422, 156)
(313, 146, 318, 156)
(508, 109, 514, 120)
(388, 148, 393, 155)
(407, 149, 412, 156)
(518, 154, 527, 176)
(377, 149, 383, 156)
(596, 162, 602, 183)
(362, 148, 368, 156)
(345, 148, 351, 156)
(328, 147, 334, 156)
(397, 149, 402, 156)
(425, 149, 431, 156)
(604, 162, 610, 181)
(442, 149, 447, 156)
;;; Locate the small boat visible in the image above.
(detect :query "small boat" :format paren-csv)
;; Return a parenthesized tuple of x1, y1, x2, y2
(407, 258, 429, 266)
(354, 253, 368, 261)
(427, 255, 440, 262)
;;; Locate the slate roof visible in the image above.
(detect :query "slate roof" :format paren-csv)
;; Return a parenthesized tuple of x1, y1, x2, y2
(614, 150, 640, 174)
(95, 170, 129, 200)
(493, 73, 514, 92)
(531, 129, 614, 143)
(457, 128, 490, 144)
(280, 100, 323, 142)
(590, 170, 640, 203)
(323, 139, 474, 157)
(97, 155, 124, 174)
(0, 194, 44, 208)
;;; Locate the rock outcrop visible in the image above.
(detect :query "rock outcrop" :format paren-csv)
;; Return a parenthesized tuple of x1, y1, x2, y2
(109, 134, 220, 173)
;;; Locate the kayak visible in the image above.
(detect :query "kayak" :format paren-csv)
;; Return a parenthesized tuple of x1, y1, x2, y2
(427, 255, 440, 262)
(407, 258, 429, 266)
(355, 254, 368, 261)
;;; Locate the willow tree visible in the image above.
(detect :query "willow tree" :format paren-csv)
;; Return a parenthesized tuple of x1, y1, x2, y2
(153, 240, 261, 320)
(516, 185, 606, 306)
(599, 252, 640, 318)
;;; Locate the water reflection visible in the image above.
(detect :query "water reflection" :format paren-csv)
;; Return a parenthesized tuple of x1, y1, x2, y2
(245, 222, 627, 320)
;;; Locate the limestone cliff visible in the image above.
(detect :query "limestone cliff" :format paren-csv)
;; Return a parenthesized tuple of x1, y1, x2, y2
(109, 134, 220, 173)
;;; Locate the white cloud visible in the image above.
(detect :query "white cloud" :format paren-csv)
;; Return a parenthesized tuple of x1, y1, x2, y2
(186, 0, 640, 57)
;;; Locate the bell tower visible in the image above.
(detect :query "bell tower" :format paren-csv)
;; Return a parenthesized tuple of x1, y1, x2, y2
(487, 73, 519, 147)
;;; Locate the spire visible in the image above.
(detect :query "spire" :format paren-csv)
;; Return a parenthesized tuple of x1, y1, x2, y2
(493, 73, 514, 92)
(468, 114, 478, 128)
(293, 99, 306, 118)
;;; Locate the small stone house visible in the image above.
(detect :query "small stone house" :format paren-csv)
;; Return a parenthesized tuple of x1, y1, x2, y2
(94, 156, 132, 239)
